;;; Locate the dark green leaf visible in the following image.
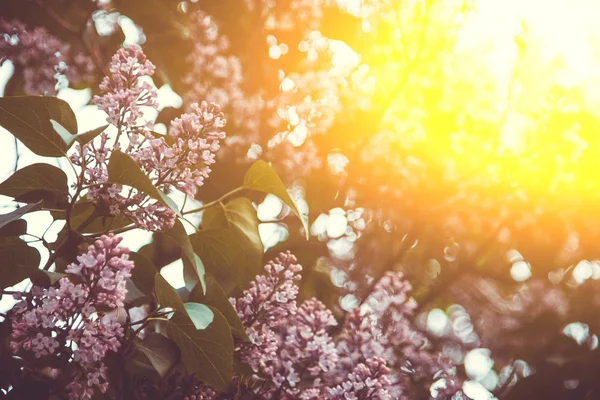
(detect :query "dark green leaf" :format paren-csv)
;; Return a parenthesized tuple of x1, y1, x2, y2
(190, 229, 241, 294)
(243, 160, 308, 237)
(0, 219, 26, 236)
(135, 333, 180, 378)
(0, 163, 68, 209)
(129, 251, 158, 296)
(154, 272, 186, 314)
(107, 150, 180, 214)
(26, 269, 66, 287)
(65, 201, 133, 234)
(73, 124, 109, 147)
(0, 237, 40, 289)
(0, 202, 42, 231)
(124, 278, 148, 306)
(0, 96, 77, 157)
(184, 302, 214, 330)
(189, 275, 249, 341)
(182, 252, 204, 292)
(202, 203, 228, 229)
(163, 219, 205, 293)
(166, 308, 233, 390)
(195, 198, 263, 289)
(51, 121, 107, 148)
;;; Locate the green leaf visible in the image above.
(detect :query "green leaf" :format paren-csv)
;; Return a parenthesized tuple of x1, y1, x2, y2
(0, 202, 42, 231)
(135, 333, 180, 378)
(166, 308, 233, 390)
(154, 272, 187, 315)
(182, 252, 204, 292)
(0, 96, 77, 157)
(129, 251, 158, 296)
(195, 198, 263, 289)
(189, 275, 249, 341)
(124, 278, 148, 306)
(107, 150, 180, 214)
(163, 219, 205, 293)
(190, 229, 241, 294)
(184, 302, 214, 330)
(0, 163, 68, 210)
(203, 198, 263, 251)
(243, 160, 308, 238)
(26, 269, 67, 287)
(65, 201, 133, 234)
(0, 219, 26, 236)
(55, 123, 108, 147)
(0, 237, 40, 289)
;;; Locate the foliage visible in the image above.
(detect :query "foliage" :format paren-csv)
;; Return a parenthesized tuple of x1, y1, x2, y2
(2, 0, 600, 399)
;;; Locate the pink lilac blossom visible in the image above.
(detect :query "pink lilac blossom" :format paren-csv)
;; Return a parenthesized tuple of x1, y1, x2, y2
(133, 101, 227, 197)
(0, 19, 94, 95)
(219, 257, 464, 399)
(71, 45, 226, 230)
(9, 234, 133, 400)
(327, 357, 393, 400)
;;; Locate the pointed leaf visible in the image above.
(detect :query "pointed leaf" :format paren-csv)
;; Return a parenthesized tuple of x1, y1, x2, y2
(243, 160, 308, 237)
(190, 229, 241, 294)
(189, 275, 249, 341)
(163, 219, 205, 293)
(0, 96, 77, 157)
(65, 201, 133, 234)
(197, 198, 263, 287)
(184, 302, 214, 330)
(154, 272, 187, 315)
(0, 237, 40, 289)
(26, 269, 67, 287)
(220, 198, 263, 253)
(0, 163, 68, 209)
(107, 149, 180, 214)
(136, 333, 180, 378)
(0, 219, 26, 236)
(129, 251, 158, 296)
(52, 122, 109, 148)
(183, 252, 204, 292)
(166, 308, 233, 390)
(0, 202, 42, 231)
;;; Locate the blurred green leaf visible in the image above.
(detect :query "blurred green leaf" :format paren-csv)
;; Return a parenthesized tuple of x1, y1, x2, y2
(0, 96, 77, 157)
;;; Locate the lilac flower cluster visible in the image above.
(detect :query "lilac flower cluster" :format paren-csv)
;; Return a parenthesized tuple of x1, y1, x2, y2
(70, 45, 227, 230)
(200, 255, 463, 399)
(10, 234, 133, 400)
(134, 101, 227, 197)
(0, 19, 94, 94)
